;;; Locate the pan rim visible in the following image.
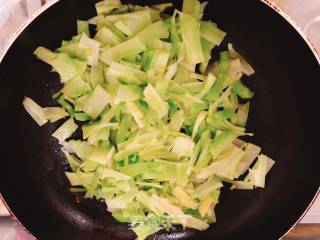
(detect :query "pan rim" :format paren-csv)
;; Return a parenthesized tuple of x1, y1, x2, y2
(259, 0, 320, 238)
(0, 0, 319, 239)
(0, 0, 319, 64)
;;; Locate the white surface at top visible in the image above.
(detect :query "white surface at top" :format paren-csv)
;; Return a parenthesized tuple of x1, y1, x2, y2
(0, 198, 9, 216)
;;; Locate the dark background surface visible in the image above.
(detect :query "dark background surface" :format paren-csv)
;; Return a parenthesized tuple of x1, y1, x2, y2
(1, 217, 318, 239)
(0, 0, 319, 239)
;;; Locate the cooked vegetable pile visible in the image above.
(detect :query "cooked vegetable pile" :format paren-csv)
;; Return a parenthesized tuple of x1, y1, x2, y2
(23, 0, 275, 239)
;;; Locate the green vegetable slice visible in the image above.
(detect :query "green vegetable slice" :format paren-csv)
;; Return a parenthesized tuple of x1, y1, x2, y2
(200, 21, 226, 46)
(51, 53, 87, 83)
(100, 37, 146, 65)
(34, 47, 57, 64)
(77, 20, 90, 36)
(182, 0, 201, 19)
(143, 84, 168, 119)
(82, 85, 111, 119)
(179, 12, 204, 64)
(52, 118, 78, 142)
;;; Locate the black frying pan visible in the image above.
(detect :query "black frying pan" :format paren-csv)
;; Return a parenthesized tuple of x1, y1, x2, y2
(0, 0, 319, 239)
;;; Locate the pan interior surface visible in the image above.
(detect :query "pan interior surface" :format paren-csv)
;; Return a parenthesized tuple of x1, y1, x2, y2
(0, 0, 319, 239)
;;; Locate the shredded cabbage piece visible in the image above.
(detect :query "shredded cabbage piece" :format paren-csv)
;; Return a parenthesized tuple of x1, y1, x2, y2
(52, 118, 78, 142)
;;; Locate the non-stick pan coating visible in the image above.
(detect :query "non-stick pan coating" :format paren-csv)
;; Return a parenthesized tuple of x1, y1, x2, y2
(0, 0, 319, 239)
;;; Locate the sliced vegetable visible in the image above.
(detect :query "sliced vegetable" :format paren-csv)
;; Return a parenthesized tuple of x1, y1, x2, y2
(247, 154, 274, 188)
(116, 113, 132, 143)
(34, 47, 56, 64)
(237, 102, 250, 127)
(172, 186, 198, 209)
(77, 20, 90, 36)
(197, 145, 245, 180)
(228, 43, 255, 76)
(65, 172, 81, 186)
(78, 33, 100, 66)
(191, 111, 207, 140)
(172, 214, 209, 230)
(115, 85, 143, 104)
(234, 142, 261, 177)
(43, 107, 68, 122)
(90, 64, 105, 87)
(61, 140, 93, 160)
(95, 0, 122, 16)
(52, 118, 78, 142)
(209, 131, 238, 159)
(51, 53, 86, 83)
(89, 145, 111, 165)
(132, 213, 162, 240)
(82, 85, 111, 118)
(61, 76, 91, 98)
(171, 137, 195, 158)
(198, 195, 214, 218)
(135, 21, 169, 44)
(182, 0, 201, 19)
(143, 84, 168, 119)
(64, 151, 81, 172)
(179, 12, 204, 64)
(106, 61, 147, 85)
(232, 79, 254, 99)
(105, 9, 152, 35)
(200, 21, 226, 46)
(99, 167, 130, 180)
(100, 37, 146, 65)
(94, 27, 122, 46)
(168, 110, 185, 132)
(205, 51, 230, 101)
(23, 97, 48, 126)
